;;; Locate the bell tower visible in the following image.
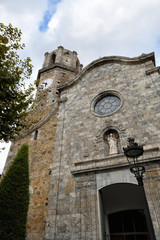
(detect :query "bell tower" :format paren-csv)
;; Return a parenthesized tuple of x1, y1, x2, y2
(36, 46, 82, 107)
(42, 45, 81, 70)
(3, 46, 82, 240)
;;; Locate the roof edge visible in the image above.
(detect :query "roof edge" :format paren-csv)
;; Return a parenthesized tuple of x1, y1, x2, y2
(58, 52, 155, 91)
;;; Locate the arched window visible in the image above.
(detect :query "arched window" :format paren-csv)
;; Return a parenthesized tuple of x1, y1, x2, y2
(76, 60, 79, 69)
(52, 53, 56, 64)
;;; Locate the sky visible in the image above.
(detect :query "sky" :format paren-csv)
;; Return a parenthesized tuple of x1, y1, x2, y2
(0, 0, 160, 172)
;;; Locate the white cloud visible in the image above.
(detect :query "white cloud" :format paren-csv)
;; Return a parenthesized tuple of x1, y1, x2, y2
(1, 0, 160, 171)
(44, 0, 160, 65)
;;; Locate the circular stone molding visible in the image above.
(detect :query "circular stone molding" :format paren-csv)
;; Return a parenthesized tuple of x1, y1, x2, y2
(91, 90, 123, 117)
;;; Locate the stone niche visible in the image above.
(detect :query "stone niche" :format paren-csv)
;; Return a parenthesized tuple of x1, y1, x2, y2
(103, 129, 120, 155)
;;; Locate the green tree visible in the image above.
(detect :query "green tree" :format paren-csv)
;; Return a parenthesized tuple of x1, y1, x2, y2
(0, 23, 34, 142)
(0, 144, 29, 240)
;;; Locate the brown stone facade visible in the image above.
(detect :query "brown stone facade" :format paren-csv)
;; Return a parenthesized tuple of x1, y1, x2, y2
(4, 48, 160, 239)
(3, 106, 58, 240)
(3, 47, 82, 240)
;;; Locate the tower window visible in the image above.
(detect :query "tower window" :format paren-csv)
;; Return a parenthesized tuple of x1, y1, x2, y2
(76, 60, 79, 69)
(52, 54, 56, 64)
(34, 129, 38, 140)
(64, 51, 69, 55)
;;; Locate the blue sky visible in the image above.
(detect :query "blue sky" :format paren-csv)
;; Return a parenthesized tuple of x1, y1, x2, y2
(39, 0, 62, 32)
(0, 0, 160, 172)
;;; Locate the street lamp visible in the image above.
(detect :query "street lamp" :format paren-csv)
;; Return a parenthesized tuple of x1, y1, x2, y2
(123, 137, 156, 240)
(123, 137, 145, 186)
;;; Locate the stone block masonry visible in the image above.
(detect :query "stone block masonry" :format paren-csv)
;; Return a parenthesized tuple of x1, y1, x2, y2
(3, 49, 160, 240)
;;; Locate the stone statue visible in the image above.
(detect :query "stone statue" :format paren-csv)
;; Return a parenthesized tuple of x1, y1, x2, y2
(108, 133, 118, 155)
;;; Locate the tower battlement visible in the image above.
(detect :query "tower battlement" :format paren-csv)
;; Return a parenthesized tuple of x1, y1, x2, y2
(42, 46, 82, 72)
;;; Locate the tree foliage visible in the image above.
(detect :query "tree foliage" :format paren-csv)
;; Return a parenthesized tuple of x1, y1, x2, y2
(0, 144, 29, 240)
(0, 23, 34, 142)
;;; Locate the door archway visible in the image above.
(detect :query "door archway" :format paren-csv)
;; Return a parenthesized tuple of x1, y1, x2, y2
(99, 183, 153, 240)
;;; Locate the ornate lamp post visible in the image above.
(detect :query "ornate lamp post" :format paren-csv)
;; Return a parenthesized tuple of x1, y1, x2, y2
(123, 138, 156, 240)
(123, 137, 145, 186)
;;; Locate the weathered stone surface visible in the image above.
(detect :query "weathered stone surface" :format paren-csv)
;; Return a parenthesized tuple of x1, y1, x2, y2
(3, 110, 58, 240)
(3, 49, 160, 240)
(45, 51, 160, 239)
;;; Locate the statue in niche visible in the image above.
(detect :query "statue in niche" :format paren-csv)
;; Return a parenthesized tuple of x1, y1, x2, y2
(107, 133, 118, 155)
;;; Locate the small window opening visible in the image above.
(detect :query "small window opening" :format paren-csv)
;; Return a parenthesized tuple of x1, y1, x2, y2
(34, 129, 38, 140)
(52, 54, 56, 64)
(76, 60, 79, 69)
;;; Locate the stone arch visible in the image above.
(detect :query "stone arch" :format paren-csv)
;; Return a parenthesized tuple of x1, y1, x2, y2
(102, 123, 126, 136)
(49, 53, 56, 66)
(98, 183, 154, 240)
(96, 123, 126, 140)
(64, 51, 70, 55)
(100, 183, 144, 214)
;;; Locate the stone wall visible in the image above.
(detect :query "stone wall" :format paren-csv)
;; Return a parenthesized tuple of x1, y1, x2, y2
(3, 46, 82, 240)
(46, 55, 160, 239)
(4, 104, 58, 240)
(3, 51, 160, 240)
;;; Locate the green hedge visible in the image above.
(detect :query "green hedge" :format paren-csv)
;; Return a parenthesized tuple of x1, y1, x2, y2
(0, 144, 29, 240)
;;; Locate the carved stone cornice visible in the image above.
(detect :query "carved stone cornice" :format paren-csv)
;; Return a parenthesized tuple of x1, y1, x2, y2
(37, 63, 78, 79)
(146, 66, 160, 75)
(71, 147, 159, 175)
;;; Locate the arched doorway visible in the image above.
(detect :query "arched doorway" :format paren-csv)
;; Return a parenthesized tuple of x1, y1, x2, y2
(99, 183, 154, 240)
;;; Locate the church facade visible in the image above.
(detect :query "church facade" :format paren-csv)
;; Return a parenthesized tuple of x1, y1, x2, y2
(4, 46, 160, 240)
